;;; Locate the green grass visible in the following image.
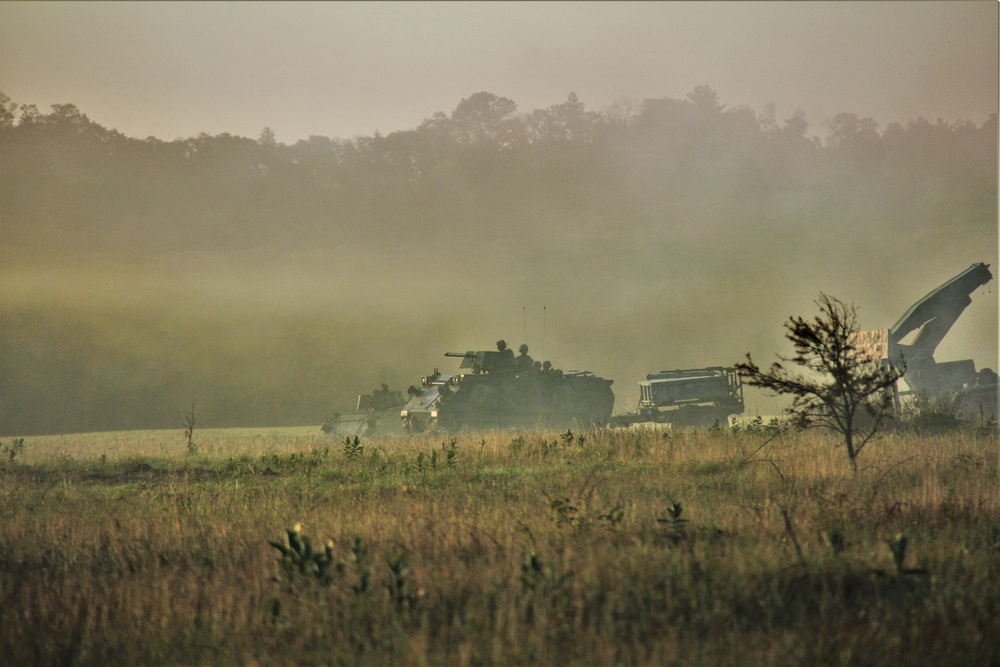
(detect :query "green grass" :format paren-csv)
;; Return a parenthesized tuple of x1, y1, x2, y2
(0, 425, 997, 665)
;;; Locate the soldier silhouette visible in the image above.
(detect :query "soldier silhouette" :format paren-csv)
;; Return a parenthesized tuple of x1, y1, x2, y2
(516, 344, 534, 372)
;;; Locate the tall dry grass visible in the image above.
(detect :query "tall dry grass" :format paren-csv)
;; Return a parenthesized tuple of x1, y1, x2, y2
(0, 424, 996, 665)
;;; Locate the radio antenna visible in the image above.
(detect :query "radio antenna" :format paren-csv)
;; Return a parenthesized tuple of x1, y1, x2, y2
(542, 306, 546, 360)
(522, 306, 527, 344)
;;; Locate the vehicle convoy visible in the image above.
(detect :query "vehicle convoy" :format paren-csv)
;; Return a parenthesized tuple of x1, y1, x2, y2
(321, 383, 406, 437)
(858, 261, 997, 418)
(324, 263, 995, 435)
(399, 346, 615, 433)
(612, 366, 745, 428)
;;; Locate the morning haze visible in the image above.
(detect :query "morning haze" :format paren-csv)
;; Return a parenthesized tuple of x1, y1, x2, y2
(1, 2, 995, 143)
(0, 2, 997, 435)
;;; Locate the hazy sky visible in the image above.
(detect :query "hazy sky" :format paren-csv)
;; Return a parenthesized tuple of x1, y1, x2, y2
(1, 1, 997, 142)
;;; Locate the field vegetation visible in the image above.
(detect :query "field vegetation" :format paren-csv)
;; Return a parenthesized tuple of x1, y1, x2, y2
(1, 420, 997, 665)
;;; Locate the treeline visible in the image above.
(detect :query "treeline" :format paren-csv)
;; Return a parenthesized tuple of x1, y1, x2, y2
(2, 87, 995, 259)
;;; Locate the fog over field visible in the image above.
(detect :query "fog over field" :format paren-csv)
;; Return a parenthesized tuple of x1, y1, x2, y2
(0, 2, 997, 436)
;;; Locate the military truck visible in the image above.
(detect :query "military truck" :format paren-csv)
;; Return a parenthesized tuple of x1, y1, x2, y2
(613, 366, 745, 428)
(400, 348, 615, 433)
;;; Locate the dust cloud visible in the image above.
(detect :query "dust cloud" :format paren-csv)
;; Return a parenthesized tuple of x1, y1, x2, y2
(1, 89, 996, 435)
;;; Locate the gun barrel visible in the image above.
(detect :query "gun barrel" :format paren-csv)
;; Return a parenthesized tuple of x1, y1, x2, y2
(444, 351, 475, 358)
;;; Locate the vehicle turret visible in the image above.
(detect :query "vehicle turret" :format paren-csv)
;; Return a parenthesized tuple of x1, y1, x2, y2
(443, 350, 518, 374)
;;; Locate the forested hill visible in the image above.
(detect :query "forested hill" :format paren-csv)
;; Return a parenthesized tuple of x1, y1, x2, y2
(1, 88, 997, 436)
(3, 87, 995, 257)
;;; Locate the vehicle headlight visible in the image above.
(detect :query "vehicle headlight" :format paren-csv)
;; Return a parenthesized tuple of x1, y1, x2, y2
(430, 410, 438, 419)
(400, 410, 409, 418)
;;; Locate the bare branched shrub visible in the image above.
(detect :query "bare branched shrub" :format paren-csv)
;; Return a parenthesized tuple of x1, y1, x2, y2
(737, 294, 904, 475)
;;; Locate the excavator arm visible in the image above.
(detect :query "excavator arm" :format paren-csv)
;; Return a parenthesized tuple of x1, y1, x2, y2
(889, 262, 993, 394)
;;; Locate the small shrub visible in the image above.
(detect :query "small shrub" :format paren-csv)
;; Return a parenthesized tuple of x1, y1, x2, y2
(415, 450, 439, 472)
(897, 395, 967, 434)
(0, 438, 25, 463)
(343, 435, 363, 460)
(270, 523, 338, 583)
(182, 404, 198, 456)
(821, 528, 847, 555)
(597, 505, 625, 530)
(545, 493, 579, 528)
(519, 551, 573, 594)
(443, 438, 458, 468)
(974, 417, 999, 440)
(657, 501, 689, 545)
(885, 533, 929, 576)
(348, 536, 371, 594)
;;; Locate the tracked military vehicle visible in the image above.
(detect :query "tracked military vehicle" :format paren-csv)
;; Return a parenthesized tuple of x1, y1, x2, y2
(400, 348, 615, 433)
(321, 384, 406, 437)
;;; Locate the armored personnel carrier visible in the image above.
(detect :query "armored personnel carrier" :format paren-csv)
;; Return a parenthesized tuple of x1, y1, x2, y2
(400, 348, 615, 433)
(321, 384, 406, 437)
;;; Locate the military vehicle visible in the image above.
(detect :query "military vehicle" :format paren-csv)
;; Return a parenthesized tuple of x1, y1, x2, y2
(399, 348, 615, 433)
(612, 366, 745, 428)
(857, 261, 997, 418)
(321, 384, 406, 437)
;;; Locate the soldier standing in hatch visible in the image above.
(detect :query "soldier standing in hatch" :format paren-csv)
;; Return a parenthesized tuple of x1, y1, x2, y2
(516, 344, 534, 372)
(496, 339, 516, 370)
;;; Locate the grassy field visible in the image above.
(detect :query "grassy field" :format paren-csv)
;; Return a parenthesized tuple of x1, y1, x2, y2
(0, 422, 997, 666)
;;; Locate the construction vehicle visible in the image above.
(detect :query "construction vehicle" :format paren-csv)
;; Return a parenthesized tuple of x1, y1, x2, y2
(399, 348, 615, 433)
(612, 366, 745, 428)
(857, 262, 997, 418)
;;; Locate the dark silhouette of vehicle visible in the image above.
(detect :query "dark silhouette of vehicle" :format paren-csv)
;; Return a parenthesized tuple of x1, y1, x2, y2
(613, 366, 745, 428)
(399, 349, 614, 433)
(878, 262, 997, 418)
(321, 384, 406, 437)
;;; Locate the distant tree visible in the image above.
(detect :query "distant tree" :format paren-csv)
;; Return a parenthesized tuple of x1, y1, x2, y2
(636, 96, 686, 130)
(826, 112, 879, 151)
(686, 84, 725, 114)
(632, 86, 749, 154)
(418, 111, 450, 135)
(450, 91, 519, 145)
(0, 92, 16, 129)
(48, 103, 89, 125)
(758, 101, 778, 135)
(736, 294, 904, 476)
(258, 126, 277, 147)
(18, 103, 40, 125)
(983, 112, 997, 136)
(781, 108, 809, 141)
(525, 92, 598, 143)
(452, 91, 517, 124)
(601, 96, 641, 129)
